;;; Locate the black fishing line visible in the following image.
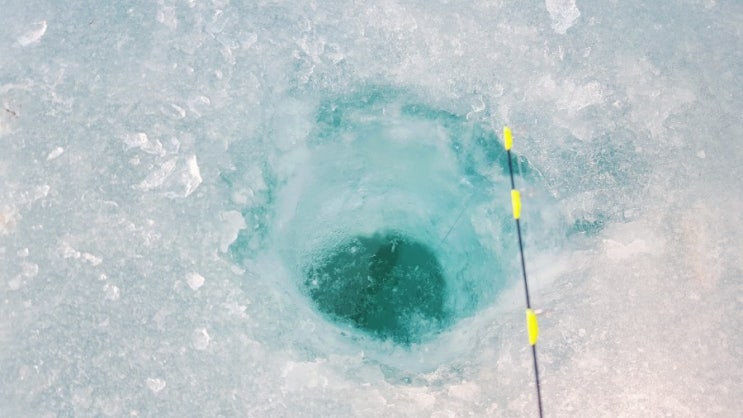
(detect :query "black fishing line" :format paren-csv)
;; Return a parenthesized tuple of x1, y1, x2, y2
(503, 126, 544, 418)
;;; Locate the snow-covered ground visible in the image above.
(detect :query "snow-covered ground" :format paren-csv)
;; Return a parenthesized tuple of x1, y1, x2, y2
(1, 0, 741, 416)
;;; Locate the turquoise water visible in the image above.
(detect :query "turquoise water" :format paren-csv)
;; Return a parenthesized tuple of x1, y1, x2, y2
(227, 87, 551, 348)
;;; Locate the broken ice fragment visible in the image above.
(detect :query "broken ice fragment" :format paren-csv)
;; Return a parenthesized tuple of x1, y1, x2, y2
(46, 147, 65, 160)
(103, 283, 120, 301)
(137, 158, 178, 191)
(186, 272, 205, 290)
(145, 378, 166, 393)
(218, 211, 246, 252)
(192, 328, 210, 350)
(17, 21, 47, 46)
(135, 155, 202, 198)
(545, 0, 581, 34)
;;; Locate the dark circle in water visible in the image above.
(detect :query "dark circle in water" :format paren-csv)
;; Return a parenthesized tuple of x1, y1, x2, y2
(304, 232, 451, 344)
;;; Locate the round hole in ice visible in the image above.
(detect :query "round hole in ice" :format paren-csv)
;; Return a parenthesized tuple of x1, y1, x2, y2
(228, 86, 546, 354)
(304, 231, 450, 344)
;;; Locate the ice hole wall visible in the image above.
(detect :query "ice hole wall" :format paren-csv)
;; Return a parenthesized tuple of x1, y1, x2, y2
(230, 87, 540, 346)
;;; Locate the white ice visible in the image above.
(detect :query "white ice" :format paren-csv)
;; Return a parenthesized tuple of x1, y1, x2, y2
(0, 0, 741, 417)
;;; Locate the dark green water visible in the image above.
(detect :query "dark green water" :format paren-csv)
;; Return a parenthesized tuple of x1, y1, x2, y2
(304, 231, 450, 344)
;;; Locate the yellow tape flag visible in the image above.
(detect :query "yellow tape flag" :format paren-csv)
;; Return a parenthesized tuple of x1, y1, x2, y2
(504, 126, 513, 151)
(526, 309, 539, 346)
(511, 189, 521, 220)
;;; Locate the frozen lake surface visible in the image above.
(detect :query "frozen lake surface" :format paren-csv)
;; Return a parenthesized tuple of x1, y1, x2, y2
(1, 0, 741, 416)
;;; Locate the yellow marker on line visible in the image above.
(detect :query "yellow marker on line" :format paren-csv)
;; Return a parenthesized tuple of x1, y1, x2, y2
(504, 126, 513, 150)
(526, 308, 539, 346)
(511, 189, 521, 220)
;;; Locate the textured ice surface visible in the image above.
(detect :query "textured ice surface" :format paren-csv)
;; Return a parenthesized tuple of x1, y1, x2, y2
(1, 0, 742, 417)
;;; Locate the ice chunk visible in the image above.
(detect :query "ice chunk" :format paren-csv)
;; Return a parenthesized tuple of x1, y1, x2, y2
(145, 378, 166, 394)
(81, 252, 102, 266)
(218, 210, 246, 252)
(31, 184, 50, 201)
(545, 0, 581, 34)
(0, 205, 18, 235)
(176, 155, 202, 198)
(191, 328, 210, 350)
(135, 155, 201, 198)
(186, 272, 205, 290)
(124, 132, 167, 157)
(57, 242, 102, 266)
(46, 146, 64, 160)
(17, 20, 47, 46)
(103, 283, 120, 301)
(137, 158, 177, 191)
(186, 95, 211, 117)
(58, 241, 81, 259)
